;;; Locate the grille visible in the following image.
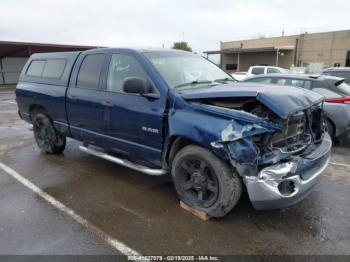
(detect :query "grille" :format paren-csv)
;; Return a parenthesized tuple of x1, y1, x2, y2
(272, 112, 306, 147)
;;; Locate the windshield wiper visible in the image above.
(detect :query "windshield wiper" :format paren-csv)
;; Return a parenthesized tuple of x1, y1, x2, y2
(174, 80, 213, 89)
(214, 77, 236, 83)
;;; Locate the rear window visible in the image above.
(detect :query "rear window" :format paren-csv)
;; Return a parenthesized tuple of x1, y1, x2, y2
(251, 67, 265, 75)
(323, 70, 350, 81)
(26, 59, 66, 79)
(42, 59, 66, 78)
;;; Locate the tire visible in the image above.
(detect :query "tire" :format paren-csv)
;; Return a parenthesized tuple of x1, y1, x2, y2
(326, 119, 335, 140)
(171, 145, 242, 218)
(32, 113, 66, 154)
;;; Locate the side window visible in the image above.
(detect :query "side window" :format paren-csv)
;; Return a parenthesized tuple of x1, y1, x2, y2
(107, 54, 148, 93)
(276, 78, 288, 85)
(77, 54, 105, 89)
(26, 60, 46, 77)
(251, 67, 265, 75)
(290, 79, 305, 88)
(304, 80, 312, 89)
(248, 77, 272, 84)
(267, 68, 280, 74)
(42, 59, 66, 79)
(336, 71, 350, 79)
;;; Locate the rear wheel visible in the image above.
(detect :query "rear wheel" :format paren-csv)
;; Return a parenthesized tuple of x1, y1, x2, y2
(171, 145, 242, 218)
(32, 113, 66, 154)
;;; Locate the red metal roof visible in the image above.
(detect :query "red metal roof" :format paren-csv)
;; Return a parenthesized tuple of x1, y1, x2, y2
(0, 41, 99, 58)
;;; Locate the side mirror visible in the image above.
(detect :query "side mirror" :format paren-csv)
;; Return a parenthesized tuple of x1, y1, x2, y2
(122, 77, 160, 99)
(123, 77, 149, 94)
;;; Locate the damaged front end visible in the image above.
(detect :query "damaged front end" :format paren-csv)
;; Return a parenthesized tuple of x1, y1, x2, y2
(188, 95, 332, 210)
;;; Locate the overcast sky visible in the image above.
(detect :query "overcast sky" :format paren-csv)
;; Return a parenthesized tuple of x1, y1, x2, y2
(1, 0, 350, 54)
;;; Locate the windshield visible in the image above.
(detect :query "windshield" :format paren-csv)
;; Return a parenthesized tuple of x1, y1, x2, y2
(144, 51, 234, 90)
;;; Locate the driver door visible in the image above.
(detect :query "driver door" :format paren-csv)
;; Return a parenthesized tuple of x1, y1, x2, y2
(99, 53, 167, 167)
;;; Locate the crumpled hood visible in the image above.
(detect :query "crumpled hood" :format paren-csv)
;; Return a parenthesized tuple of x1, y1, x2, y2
(180, 83, 324, 119)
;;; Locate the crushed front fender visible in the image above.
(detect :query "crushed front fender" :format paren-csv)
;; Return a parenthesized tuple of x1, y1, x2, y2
(213, 120, 276, 166)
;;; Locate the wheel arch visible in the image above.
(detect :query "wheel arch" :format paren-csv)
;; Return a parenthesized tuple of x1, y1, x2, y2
(29, 104, 47, 122)
(326, 117, 336, 138)
(167, 136, 201, 167)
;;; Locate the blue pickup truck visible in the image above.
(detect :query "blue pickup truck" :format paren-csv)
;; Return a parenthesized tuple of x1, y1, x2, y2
(16, 48, 332, 217)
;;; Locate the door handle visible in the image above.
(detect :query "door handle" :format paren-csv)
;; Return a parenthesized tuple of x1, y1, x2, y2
(101, 100, 115, 107)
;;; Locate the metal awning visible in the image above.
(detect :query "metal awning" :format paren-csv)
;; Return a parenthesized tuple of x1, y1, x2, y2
(204, 45, 295, 55)
(0, 41, 98, 59)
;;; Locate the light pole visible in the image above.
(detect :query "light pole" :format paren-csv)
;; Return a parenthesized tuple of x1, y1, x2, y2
(276, 49, 284, 67)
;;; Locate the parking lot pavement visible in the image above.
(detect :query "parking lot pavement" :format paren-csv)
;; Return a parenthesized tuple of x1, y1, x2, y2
(0, 90, 350, 255)
(0, 91, 120, 255)
(0, 168, 120, 255)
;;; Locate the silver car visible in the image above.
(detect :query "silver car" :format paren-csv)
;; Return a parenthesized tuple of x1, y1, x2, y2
(322, 67, 350, 84)
(243, 74, 350, 139)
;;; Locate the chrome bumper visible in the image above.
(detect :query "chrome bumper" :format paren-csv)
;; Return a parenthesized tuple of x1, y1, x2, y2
(244, 133, 332, 210)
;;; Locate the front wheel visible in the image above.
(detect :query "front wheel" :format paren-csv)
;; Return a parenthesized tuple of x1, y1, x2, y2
(32, 113, 66, 154)
(171, 145, 242, 218)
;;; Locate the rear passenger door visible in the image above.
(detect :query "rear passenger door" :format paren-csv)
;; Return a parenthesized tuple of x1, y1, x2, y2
(66, 51, 108, 146)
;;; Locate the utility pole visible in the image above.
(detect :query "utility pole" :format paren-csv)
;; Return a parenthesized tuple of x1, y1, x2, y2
(237, 52, 240, 72)
(238, 42, 243, 71)
(0, 58, 4, 85)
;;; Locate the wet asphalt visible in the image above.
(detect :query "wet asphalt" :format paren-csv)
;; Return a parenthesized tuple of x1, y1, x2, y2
(0, 89, 349, 255)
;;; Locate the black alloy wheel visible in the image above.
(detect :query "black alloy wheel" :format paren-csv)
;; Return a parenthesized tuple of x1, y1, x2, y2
(172, 145, 242, 218)
(176, 156, 219, 208)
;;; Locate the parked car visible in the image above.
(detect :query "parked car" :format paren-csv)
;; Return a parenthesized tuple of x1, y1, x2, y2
(244, 74, 350, 139)
(16, 49, 331, 217)
(322, 67, 350, 84)
(247, 66, 288, 76)
(231, 71, 248, 81)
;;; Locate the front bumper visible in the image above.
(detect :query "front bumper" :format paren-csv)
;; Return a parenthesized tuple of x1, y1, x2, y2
(244, 132, 332, 210)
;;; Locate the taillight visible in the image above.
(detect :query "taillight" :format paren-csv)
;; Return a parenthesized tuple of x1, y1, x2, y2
(326, 96, 350, 103)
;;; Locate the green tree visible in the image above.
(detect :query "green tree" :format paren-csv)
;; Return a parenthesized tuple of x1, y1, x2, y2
(172, 41, 192, 52)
